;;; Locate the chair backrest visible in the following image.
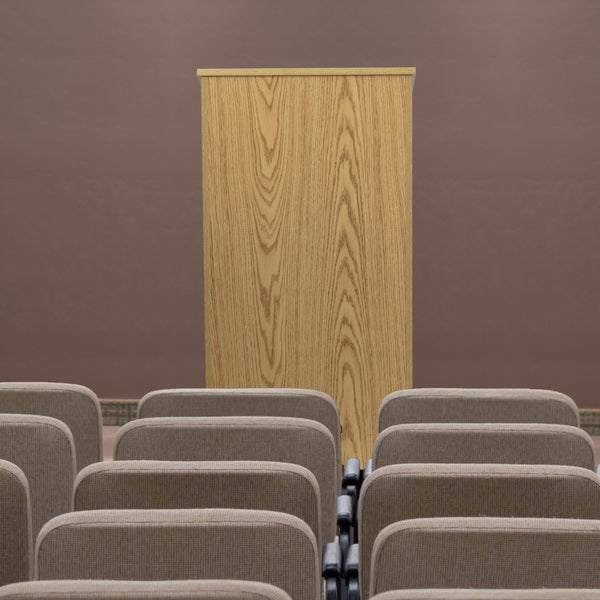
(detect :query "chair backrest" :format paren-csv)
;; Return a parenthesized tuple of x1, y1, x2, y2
(0, 415, 75, 539)
(370, 517, 600, 596)
(36, 509, 319, 600)
(74, 460, 322, 546)
(371, 590, 600, 600)
(138, 388, 341, 466)
(372, 423, 595, 470)
(114, 416, 339, 541)
(0, 459, 32, 585)
(378, 388, 579, 432)
(0, 580, 293, 600)
(0, 383, 103, 470)
(358, 463, 600, 600)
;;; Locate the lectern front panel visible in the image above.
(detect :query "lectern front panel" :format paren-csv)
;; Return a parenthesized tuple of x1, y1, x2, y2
(200, 69, 413, 462)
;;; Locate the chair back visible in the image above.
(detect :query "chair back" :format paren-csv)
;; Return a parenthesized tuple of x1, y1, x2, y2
(0, 580, 293, 600)
(114, 416, 338, 541)
(371, 590, 600, 600)
(0, 459, 32, 585)
(372, 423, 595, 470)
(0, 383, 102, 470)
(359, 463, 600, 599)
(74, 460, 321, 546)
(36, 509, 319, 600)
(138, 388, 341, 466)
(371, 517, 600, 595)
(379, 388, 579, 432)
(0, 414, 75, 538)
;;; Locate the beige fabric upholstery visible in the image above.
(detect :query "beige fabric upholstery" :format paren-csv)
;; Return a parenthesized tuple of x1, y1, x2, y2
(378, 388, 579, 431)
(0, 415, 75, 539)
(36, 509, 319, 600)
(359, 464, 600, 599)
(372, 423, 595, 470)
(372, 590, 600, 600)
(74, 460, 322, 546)
(0, 383, 103, 470)
(0, 580, 293, 600)
(138, 388, 341, 466)
(0, 459, 32, 585)
(114, 416, 338, 541)
(371, 517, 600, 596)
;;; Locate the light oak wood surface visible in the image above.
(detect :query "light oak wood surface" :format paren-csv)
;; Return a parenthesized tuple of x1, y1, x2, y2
(201, 70, 413, 462)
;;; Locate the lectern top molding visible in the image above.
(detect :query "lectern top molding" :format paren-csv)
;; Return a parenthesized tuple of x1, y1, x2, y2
(196, 67, 415, 77)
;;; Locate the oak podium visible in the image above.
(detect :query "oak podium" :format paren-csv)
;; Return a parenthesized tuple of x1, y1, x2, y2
(198, 68, 414, 463)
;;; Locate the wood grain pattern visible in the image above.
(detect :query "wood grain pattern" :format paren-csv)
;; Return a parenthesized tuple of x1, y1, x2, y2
(201, 71, 413, 462)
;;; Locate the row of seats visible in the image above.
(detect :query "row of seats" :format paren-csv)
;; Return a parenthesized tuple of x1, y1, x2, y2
(0, 383, 597, 599)
(0, 414, 340, 542)
(0, 383, 582, 471)
(0, 388, 590, 544)
(3, 421, 598, 574)
(7, 505, 600, 598)
(24, 512, 600, 594)
(351, 464, 600, 598)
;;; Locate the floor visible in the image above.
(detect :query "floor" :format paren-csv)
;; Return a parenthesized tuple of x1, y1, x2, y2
(101, 426, 600, 462)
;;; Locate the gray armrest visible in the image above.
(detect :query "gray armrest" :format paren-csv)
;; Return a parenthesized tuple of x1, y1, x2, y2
(344, 543, 359, 600)
(337, 494, 354, 526)
(344, 544, 359, 577)
(337, 494, 355, 557)
(343, 458, 361, 488)
(322, 542, 342, 600)
(323, 542, 342, 576)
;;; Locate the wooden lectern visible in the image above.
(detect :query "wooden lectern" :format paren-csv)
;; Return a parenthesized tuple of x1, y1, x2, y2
(198, 68, 414, 463)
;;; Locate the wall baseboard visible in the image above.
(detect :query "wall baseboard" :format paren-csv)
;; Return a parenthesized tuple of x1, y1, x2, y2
(579, 409, 600, 436)
(100, 400, 137, 426)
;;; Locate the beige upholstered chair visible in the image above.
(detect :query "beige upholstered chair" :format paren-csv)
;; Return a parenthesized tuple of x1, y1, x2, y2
(372, 423, 595, 470)
(36, 509, 320, 600)
(0, 580, 293, 600)
(356, 464, 600, 600)
(74, 460, 322, 546)
(370, 517, 600, 595)
(0, 383, 103, 470)
(114, 416, 339, 542)
(371, 590, 600, 600)
(138, 388, 341, 467)
(378, 388, 579, 432)
(0, 459, 32, 585)
(0, 415, 75, 538)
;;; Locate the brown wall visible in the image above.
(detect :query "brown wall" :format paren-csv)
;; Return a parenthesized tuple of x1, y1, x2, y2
(1, 1, 600, 406)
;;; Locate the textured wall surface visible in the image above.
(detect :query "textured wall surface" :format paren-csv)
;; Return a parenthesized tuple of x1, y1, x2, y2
(1, 1, 599, 405)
